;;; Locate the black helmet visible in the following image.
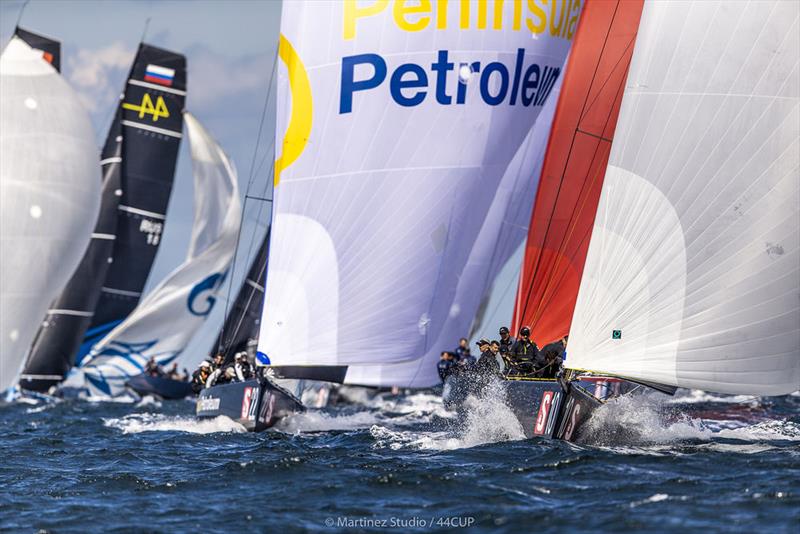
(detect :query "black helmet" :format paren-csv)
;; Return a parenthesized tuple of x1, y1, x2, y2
(520, 326, 531, 337)
(499, 326, 509, 335)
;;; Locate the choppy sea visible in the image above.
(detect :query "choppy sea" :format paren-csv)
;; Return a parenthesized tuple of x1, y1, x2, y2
(1, 387, 798, 533)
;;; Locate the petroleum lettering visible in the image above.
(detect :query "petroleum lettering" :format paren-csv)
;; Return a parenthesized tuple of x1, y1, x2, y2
(340, 49, 560, 113)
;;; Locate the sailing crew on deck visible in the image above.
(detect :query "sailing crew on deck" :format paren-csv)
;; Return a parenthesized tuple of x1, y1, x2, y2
(458, 348, 477, 369)
(499, 327, 515, 352)
(145, 357, 162, 377)
(475, 338, 501, 375)
(510, 326, 539, 374)
(454, 338, 470, 362)
(191, 361, 212, 393)
(537, 345, 563, 379)
(211, 353, 225, 370)
(234, 352, 253, 381)
(438, 351, 456, 382)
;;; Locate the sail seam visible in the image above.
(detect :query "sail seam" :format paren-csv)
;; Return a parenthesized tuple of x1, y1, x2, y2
(121, 120, 183, 138)
(117, 205, 166, 220)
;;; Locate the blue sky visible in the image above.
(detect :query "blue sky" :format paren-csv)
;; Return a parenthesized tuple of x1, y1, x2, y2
(1, 0, 520, 370)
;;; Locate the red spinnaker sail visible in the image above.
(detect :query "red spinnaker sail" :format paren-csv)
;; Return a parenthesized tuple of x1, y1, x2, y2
(512, 0, 644, 345)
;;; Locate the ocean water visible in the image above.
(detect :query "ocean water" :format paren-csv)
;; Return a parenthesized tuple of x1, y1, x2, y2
(1, 389, 798, 533)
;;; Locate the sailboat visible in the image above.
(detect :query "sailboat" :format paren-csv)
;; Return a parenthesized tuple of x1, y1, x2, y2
(452, 0, 799, 441)
(18, 38, 186, 393)
(0, 30, 101, 395)
(197, 0, 577, 429)
(74, 112, 241, 398)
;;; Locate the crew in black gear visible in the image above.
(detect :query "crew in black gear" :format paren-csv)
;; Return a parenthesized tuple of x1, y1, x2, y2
(475, 338, 501, 376)
(453, 338, 470, 362)
(499, 326, 515, 352)
(510, 326, 539, 374)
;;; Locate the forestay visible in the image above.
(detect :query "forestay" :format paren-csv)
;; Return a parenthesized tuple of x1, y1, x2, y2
(79, 113, 241, 396)
(0, 37, 100, 392)
(259, 0, 579, 369)
(567, 0, 800, 395)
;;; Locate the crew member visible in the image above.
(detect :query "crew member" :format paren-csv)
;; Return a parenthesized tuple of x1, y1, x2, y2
(453, 338, 470, 362)
(475, 338, 501, 375)
(510, 326, 539, 374)
(234, 352, 253, 381)
(489, 340, 506, 375)
(498, 327, 515, 352)
(458, 348, 477, 369)
(437, 351, 455, 382)
(211, 353, 225, 370)
(145, 357, 161, 377)
(191, 361, 212, 393)
(538, 347, 563, 379)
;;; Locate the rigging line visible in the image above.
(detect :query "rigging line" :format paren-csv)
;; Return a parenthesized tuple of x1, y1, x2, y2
(14, 0, 30, 27)
(218, 44, 279, 353)
(244, 194, 274, 202)
(518, 0, 621, 327)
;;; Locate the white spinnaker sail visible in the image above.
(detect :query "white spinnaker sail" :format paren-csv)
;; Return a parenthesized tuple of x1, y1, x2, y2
(567, 0, 800, 395)
(0, 37, 100, 392)
(78, 113, 241, 396)
(343, 72, 565, 387)
(259, 0, 579, 368)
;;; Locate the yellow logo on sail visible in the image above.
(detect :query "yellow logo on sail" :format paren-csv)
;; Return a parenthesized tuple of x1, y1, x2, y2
(275, 34, 312, 187)
(122, 93, 170, 122)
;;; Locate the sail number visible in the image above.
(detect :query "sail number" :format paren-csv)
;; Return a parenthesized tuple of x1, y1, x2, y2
(122, 93, 170, 122)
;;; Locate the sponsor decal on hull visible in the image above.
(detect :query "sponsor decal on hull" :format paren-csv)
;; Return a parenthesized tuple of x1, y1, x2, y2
(241, 386, 260, 421)
(196, 397, 220, 413)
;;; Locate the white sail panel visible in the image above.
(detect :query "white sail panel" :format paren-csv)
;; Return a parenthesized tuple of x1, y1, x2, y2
(259, 0, 578, 368)
(78, 113, 241, 396)
(0, 37, 101, 392)
(567, 0, 800, 395)
(343, 72, 565, 387)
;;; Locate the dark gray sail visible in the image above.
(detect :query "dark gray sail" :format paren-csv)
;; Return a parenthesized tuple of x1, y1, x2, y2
(214, 231, 270, 364)
(19, 43, 186, 391)
(76, 43, 186, 365)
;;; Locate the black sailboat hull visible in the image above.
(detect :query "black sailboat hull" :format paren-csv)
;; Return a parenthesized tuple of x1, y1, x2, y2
(196, 378, 304, 432)
(126, 374, 192, 400)
(443, 373, 639, 441)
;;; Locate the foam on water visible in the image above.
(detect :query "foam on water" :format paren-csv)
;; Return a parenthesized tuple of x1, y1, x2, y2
(581, 393, 800, 448)
(667, 389, 760, 405)
(370, 381, 525, 451)
(275, 410, 384, 434)
(104, 413, 245, 434)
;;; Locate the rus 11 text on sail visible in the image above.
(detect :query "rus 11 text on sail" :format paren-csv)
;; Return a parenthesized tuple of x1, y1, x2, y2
(340, 48, 561, 113)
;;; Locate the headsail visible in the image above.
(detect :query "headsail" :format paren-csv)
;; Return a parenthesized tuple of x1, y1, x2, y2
(212, 231, 270, 363)
(567, 0, 800, 395)
(0, 36, 101, 391)
(79, 113, 241, 396)
(258, 0, 579, 371)
(512, 0, 644, 346)
(76, 43, 186, 364)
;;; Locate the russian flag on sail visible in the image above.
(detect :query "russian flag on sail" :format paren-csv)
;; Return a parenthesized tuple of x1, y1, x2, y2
(144, 64, 174, 86)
